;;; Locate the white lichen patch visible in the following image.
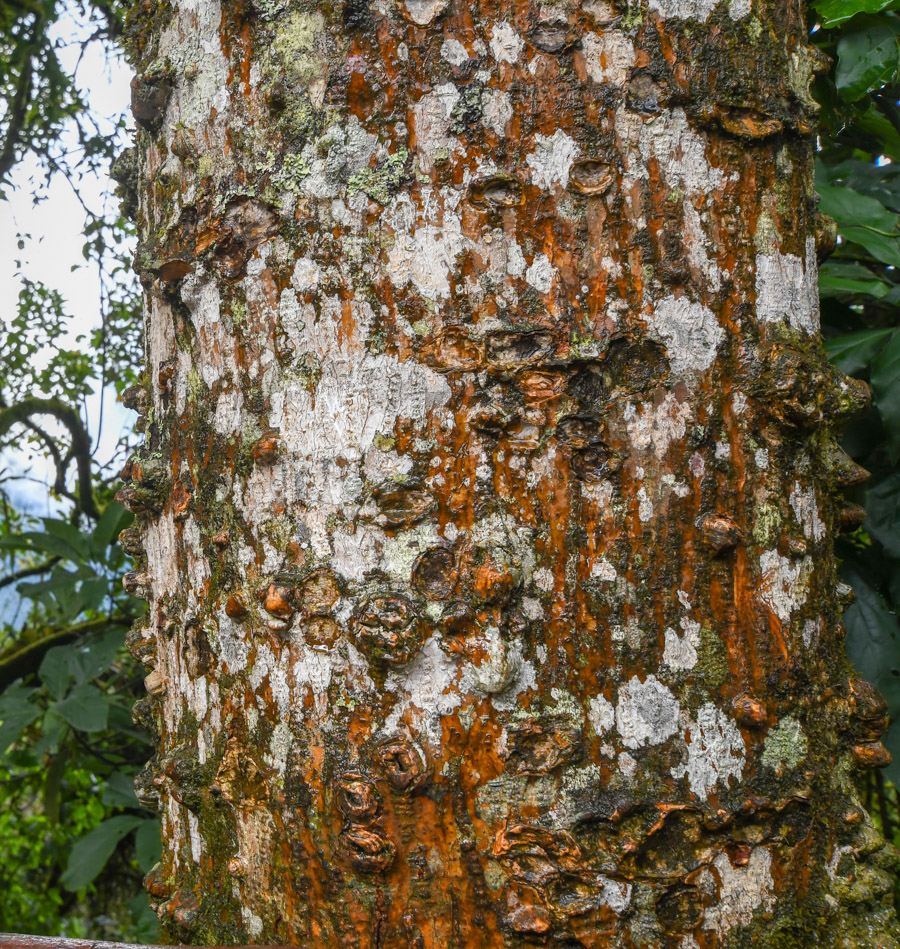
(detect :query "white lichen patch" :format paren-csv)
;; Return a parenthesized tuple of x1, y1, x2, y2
(758, 550, 810, 623)
(755, 239, 820, 334)
(385, 192, 465, 301)
(411, 83, 461, 172)
(294, 118, 378, 200)
(647, 295, 724, 373)
(589, 693, 616, 736)
(789, 482, 825, 542)
(460, 628, 522, 696)
(615, 674, 682, 749)
(616, 107, 725, 197)
(524, 253, 557, 293)
(649, 0, 742, 21)
(401, 0, 449, 25)
(591, 559, 617, 581)
(526, 130, 580, 190)
(761, 716, 808, 774)
(582, 31, 635, 86)
(662, 621, 700, 671)
(671, 703, 745, 798)
(270, 293, 451, 561)
(490, 22, 525, 64)
(441, 37, 470, 66)
(701, 848, 776, 933)
(637, 485, 653, 522)
(625, 392, 692, 459)
(291, 256, 320, 292)
(384, 635, 462, 747)
(683, 200, 722, 292)
(481, 88, 513, 136)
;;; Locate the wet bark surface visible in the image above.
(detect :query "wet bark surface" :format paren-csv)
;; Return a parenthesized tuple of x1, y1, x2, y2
(120, 0, 900, 945)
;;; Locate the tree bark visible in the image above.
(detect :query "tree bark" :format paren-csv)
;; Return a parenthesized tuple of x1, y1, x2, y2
(122, 0, 900, 945)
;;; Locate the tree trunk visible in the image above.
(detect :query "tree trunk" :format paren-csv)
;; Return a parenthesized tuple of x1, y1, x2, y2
(121, 0, 900, 945)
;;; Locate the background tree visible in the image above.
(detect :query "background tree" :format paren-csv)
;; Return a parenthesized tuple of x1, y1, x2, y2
(117, 0, 900, 947)
(0, 0, 157, 938)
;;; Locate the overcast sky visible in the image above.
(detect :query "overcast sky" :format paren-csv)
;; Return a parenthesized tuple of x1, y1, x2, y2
(0, 4, 136, 518)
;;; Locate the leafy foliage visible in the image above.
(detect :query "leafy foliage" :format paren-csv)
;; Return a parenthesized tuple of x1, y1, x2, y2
(0, 0, 153, 938)
(813, 0, 900, 824)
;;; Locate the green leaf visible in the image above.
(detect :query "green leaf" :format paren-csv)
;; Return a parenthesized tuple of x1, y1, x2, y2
(816, 183, 900, 266)
(91, 501, 132, 556)
(818, 262, 891, 300)
(38, 646, 72, 700)
(68, 629, 125, 685)
(60, 815, 144, 891)
(835, 19, 900, 101)
(52, 683, 109, 732)
(0, 530, 79, 561)
(40, 519, 90, 561)
(817, 181, 900, 230)
(825, 327, 895, 374)
(134, 818, 162, 872)
(816, 0, 900, 28)
(871, 328, 900, 460)
(102, 771, 140, 808)
(0, 683, 41, 753)
(79, 576, 109, 611)
(881, 719, 900, 788)
(865, 472, 900, 557)
(843, 566, 900, 720)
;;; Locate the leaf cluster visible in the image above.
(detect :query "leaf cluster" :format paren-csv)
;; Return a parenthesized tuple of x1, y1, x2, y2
(813, 0, 900, 816)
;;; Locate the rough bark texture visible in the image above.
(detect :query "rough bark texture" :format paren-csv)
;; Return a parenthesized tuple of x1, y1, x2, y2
(120, 0, 900, 945)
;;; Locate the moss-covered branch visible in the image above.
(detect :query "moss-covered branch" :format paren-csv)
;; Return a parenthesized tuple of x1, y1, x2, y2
(0, 397, 99, 519)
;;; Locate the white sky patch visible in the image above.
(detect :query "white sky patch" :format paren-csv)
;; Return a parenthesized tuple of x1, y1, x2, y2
(490, 22, 525, 63)
(527, 130, 580, 190)
(790, 482, 825, 542)
(755, 239, 820, 334)
(525, 253, 556, 293)
(625, 392, 692, 459)
(647, 295, 724, 373)
(758, 550, 810, 623)
(615, 674, 682, 749)
(671, 703, 745, 797)
(582, 31, 635, 86)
